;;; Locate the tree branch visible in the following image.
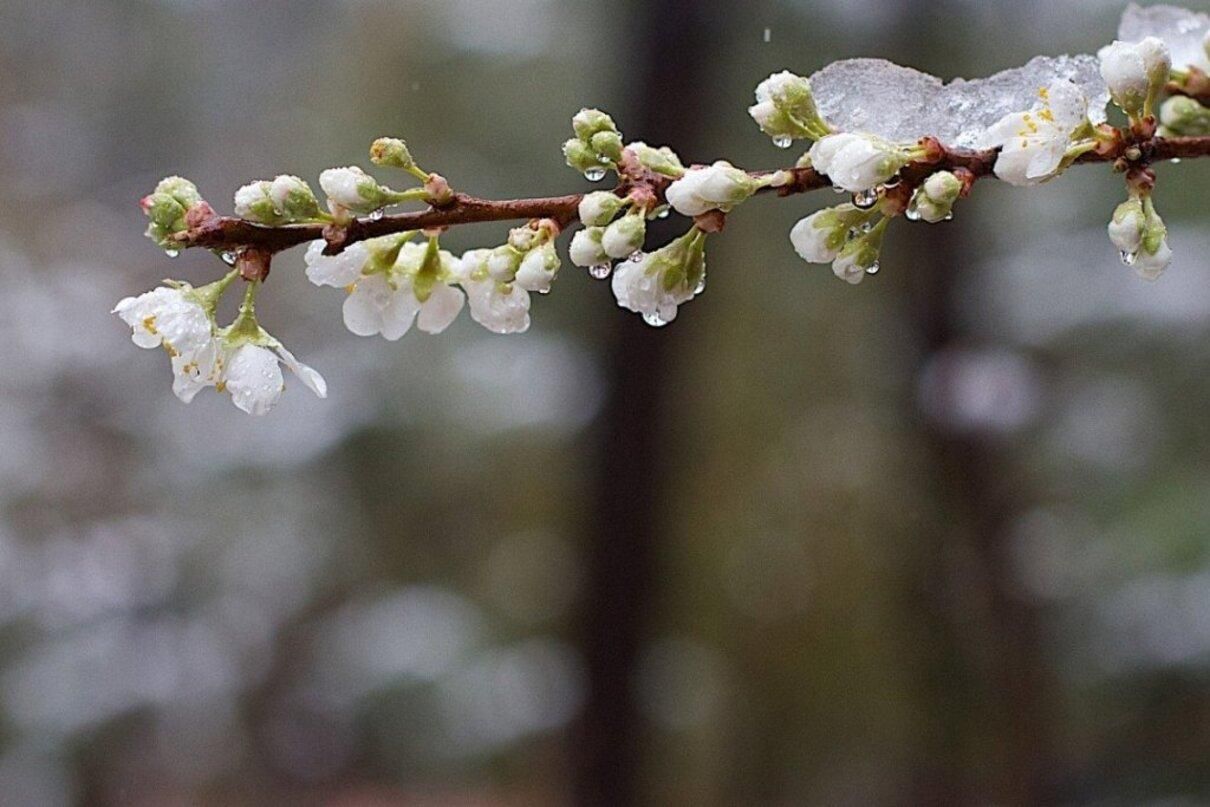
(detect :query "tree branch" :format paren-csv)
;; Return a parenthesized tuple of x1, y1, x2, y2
(171, 135, 1210, 261)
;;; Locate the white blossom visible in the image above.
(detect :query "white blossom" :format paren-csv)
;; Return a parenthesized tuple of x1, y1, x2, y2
(459, 252, 531, 335)
(319, 166, 394, 216)
(304, 240, 370, 288)
(341, 242, 464, 340)
(982, 80, 1091, 186)
(665, 161, 759, 217)
(223, 342, 327, 416)
(113, 286, 213, 358)
(807, 133, 907, 193)
(1099, 37, 1171, 115)
(830, 250, 868, 285)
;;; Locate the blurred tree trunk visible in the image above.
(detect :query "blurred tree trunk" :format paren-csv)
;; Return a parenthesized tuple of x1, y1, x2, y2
(569, 2, 717, 805)
(893, 3, 1055, 804)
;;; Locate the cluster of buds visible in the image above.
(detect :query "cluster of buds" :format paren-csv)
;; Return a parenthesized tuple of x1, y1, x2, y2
(233, 175, 322, 225)
(1108, 189, 1172, 281)
(748, 71, 832, 146)
(563, 109, 624, 182)
(139, 177, 211, 252)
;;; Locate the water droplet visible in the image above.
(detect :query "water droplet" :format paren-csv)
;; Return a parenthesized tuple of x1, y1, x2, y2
(1120, 250, 1137, 266)
(852, 188, 879, 209)
(832, 186, 847, 195)
(904, 206, 921, 222)
(629, 251, 644, 262)
(882, 178, 901, 189)
(772, 135, 793, 149)
(656, 208, 670, 219)
(368, 209, 384, 221)
(220, 250, 237, 266)
(589, 263, 612, 280)
(1171, 158, 1182, 164)
(642, 311, 669, 327)
(165, 249, 180, 258)
(583, 167, 608, 182)
(694, 276, 707, 294)
(943, 212, 954, 222)
(865, 261, 880, 275)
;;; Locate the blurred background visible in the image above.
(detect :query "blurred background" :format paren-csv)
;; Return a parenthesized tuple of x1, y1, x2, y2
(1, 0, 1209, 804)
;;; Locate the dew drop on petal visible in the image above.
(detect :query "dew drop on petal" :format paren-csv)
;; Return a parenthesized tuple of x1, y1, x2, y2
(943, 212, 954, 222)
(629, 251, 644, 262)
(656, 208, 670, 219)
(852, 188, 879, 209)
(220, 250, 237, 266)
(589, 263, 612, 280)
(772, 135, 793, 149)
(865, 261, 881, 275)
(1120, 250, 1137, 266)
(905, 206, 921, 222)
(165, 249, 180, 258)
(584, 167, 608, 182)
(642, 311, 669, 327)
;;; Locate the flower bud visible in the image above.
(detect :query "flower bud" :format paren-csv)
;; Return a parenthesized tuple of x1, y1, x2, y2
(572, 108, 619, 142)
(570, 228, 609, 267)
(1098, 37, 1171, 117)
(319, 166, 392, 215)
(154, 176, 203, 209)
(625, 142, 685, 178)
(141, 192, 186, 229)
(665, 161, 759, 217)
(602, 215, 646, 259)
(370, 137, 416, 170)
(808, 133, 907, 193)
(270, 174, 321, 220)
(590, 130, 624, 163)
(748, 71, 831, 141)
(487, 245, 521, 281)
(1108, 198, 1145, 254)
(578, 191, 625, 226)
(234, 181, 284, 224)
(910, 170, 963, 224)
(1159, 95, 1210, 136)
(514, 242, 561, 293)
(563, 139, 602, 174)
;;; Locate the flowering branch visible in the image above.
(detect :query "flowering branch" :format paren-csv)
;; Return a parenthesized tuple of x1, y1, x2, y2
(118, 3, 1210, 416)
(170, 134, 1210, 260)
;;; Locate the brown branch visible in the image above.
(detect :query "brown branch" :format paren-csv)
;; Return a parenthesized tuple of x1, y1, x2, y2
(170, 134, 1210, 262)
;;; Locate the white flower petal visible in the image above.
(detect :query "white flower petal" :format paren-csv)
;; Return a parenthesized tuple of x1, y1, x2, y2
(224, 344, 284, 416)
(416, 283, 465, 334)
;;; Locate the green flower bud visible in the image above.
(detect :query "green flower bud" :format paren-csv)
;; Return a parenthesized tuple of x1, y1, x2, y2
(154, 176, 203, 209)
(370, 137, 416, 170)
(1159, 95, 1210, 136)
(270, 175, 321, 220)
(602, 214, 646, 259)
(590, 131, 624, 163)
(578, 191, 626, 226)
(563, 139, 604, 175)
(141, 192, 187, 228)
(572, 108, 619, 142)
(625, 141, 685, 178)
